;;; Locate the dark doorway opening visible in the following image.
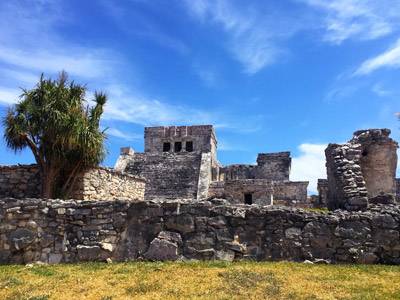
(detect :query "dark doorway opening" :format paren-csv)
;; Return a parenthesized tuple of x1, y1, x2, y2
(244, 193, 253, 205)
(163, 142, 171, 152)
(174, 141, 182, 152)
(186, 141, 193, 152)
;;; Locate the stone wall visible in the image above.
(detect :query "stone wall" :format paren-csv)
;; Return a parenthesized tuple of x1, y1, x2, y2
(325, 129, 398, 211)
(71, 168, 145, 201)
(272, 181, 308, 203)
(197, 152, 212, 200)
(0, 165, 41, 198)
(0, 165, 144, 201)
(354, 129, 398, 198)
(256, 152, 291, 181)
(2, 198, 400, 265)
(208, 180, 308, 206)
(223, 179, 274, 205)
(219, 164, 255, 180)
(208, 181, 226, 198)
(317, 179, 328, 207)
(125, 152, 203, 200)
(144, 125, 217, 158)
(397, 179, 400, 203)
(219, 152, 291, 182)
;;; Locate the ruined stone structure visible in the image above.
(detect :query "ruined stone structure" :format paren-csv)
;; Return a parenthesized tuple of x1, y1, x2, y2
(2, 197, 400, 265)
(397, 179, 400, 203)
(1, 125, 400, 265)
(0, 165, 41, 198)
(115, 125, 217, 200)
(70, 168, 145, 201)
(324, 129, 398, 211)
(0, 165, 145, 201)
(116, 125, 309, 206)
(317, 179, 328, 207)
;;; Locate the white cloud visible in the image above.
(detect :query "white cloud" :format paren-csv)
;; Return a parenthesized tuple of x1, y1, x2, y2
(0, 1, 223, 129)
(102, 84, 216, 126)
(0, 87, 21, 105)
(0, 46, 116, 80)
(0, 0, 118, 93)
(106, 128, 141, 141)
(0, 68, 39, 86)
(354, 38, 400, 75)
(302, 0, 400, 44)
(291, 143, 327, 194)
(372, 83, 393, 97)
(184, 0, 301, 74)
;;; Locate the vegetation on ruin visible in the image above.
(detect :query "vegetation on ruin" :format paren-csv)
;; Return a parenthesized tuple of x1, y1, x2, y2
(2, 72, 107, 199)
(1, 261, 400, 299)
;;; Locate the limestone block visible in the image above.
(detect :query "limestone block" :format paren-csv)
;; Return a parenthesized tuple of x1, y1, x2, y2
(9, 228, 36, 250)
(144, 238, 179, 261)
(77, 245, 108, 261)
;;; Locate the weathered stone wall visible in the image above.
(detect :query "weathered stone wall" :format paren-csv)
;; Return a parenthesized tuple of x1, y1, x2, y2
(325, 129, 398, 211)
(325, 142, 369, 211)
(219, 164, 255, 180)
(0, 165, 41, 198)
(208, 181, 226, 198)
(317, 179, 328, 207)
(354, 129, 398, 198)
(125, 152, 203, 200)
(144, 125, 217, 158)
(71, 168, 145, 201)
(256, 152, 291, 181)
(219, 152, 291, 182)
(2, 198, 400, 265)
(397, 178, 400, 203)
(272, 181, 308, 203)
(197, 152, 212, 200)
(0, 165, 144, 201)
(223, 180, 274, 205)
(208, 180, 308, 206)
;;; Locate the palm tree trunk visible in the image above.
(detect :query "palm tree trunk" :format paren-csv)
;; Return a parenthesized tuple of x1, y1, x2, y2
(60, 161, 82, 198)
(41, 166, 56, 199)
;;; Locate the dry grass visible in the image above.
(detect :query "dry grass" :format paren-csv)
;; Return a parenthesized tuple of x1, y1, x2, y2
(1, 261, 400, 299)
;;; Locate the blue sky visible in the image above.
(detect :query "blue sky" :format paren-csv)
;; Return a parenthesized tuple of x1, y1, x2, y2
(0, 0, 399, 193)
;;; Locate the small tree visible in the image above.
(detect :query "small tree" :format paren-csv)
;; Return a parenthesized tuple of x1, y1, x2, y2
(3, 71, 107, 198)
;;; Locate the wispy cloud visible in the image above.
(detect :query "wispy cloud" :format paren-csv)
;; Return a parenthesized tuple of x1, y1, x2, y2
(0, 47, 117, 80)
(102, 84, 217, 126)
(99, 0, 189, 55)
(291, 143, 327, 193)
(302, 0, 400, 44)
(0, 0, 229, 129)
(184, 0, 302, 74)
(371, 82, 393, 97)
(354, 38, 400, 75)
(0, 87, 20, 105)
(106, 128, 141, 141)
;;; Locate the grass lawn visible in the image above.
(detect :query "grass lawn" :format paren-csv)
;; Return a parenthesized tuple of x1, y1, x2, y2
(1, 261, 400, 300)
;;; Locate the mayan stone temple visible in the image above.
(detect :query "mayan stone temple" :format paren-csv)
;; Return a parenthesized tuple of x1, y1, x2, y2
(114, 125, 308, 206)
(1, 125, 400, 265)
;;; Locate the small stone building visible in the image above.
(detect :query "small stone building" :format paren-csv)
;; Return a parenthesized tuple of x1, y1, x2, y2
(116, 125, 309, 206)
(324, 129, 398, 211)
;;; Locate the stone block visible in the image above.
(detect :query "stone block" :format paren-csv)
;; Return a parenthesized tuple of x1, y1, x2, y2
(9, 228, 36, 250)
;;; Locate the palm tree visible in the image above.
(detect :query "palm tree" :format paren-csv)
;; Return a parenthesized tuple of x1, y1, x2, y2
(3, 71, 107, 199)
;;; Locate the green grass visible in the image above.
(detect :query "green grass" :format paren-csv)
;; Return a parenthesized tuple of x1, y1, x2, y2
(0, 261, 399, 299)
